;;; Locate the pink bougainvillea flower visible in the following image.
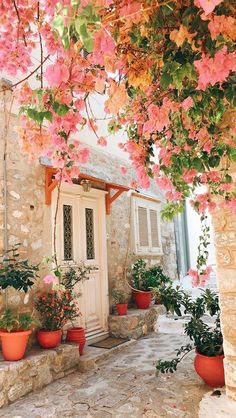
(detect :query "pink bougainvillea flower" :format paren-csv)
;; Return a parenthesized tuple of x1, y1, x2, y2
(156, 176, 173, 191)
(120, 165, 127, 175)
(194, 0, 222, 15)
(181, 97, 194, 111)
(97, 137, 107, 146)
(44, 63, 70, 87)
(43, 275, 56, 284)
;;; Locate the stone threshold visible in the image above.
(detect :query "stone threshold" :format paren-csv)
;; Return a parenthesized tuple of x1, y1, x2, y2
(0, 338, 136, 408)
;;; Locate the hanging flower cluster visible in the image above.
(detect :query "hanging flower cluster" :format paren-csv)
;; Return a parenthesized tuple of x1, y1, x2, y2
(1, 0, 236, 282)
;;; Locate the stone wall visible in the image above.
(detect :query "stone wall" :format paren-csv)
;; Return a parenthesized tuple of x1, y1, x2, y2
(0, 82, 177, 317)
(0, 343, 80, 407)
(212, 192, 236, 401)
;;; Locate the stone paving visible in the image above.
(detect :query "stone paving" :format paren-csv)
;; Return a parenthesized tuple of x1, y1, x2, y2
(0, 329, 210, 418)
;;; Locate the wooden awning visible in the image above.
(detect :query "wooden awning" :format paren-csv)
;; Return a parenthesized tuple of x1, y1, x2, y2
(45, 166, 130, 215)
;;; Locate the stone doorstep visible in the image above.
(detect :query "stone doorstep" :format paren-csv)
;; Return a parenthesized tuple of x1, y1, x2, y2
(0, 338, 137, 408)
(108, 305, 166, 340)
(78, 339, 136, 372)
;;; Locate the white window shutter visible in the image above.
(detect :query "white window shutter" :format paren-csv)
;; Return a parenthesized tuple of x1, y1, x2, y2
(132, 196, 162, 255)
(137, 206, 149, 247)
(149, 209, 159, 248)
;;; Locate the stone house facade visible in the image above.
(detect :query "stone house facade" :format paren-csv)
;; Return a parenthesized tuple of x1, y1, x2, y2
(0, 83, 177, 342)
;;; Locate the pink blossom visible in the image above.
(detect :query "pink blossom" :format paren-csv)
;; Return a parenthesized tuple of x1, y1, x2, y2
(183, 169, 197, 184)
(44, 63, 70, 87)
(43, 275, 56, 284)
(188, 269, 199, 287)
(181, 97, 194, 111)
(120, 165, 127, 175)
(203, 141, 213, 153)
(219, 183, 232, 192)
(156, 177, 173, 191)
(194, 0, 222, 15)
(97, 137, 107, 146)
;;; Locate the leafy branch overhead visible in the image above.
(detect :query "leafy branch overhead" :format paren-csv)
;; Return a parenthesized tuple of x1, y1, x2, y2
(1, 1, 236, 280)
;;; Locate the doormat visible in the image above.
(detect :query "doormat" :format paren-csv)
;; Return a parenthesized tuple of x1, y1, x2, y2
(89, 336, 129, 349)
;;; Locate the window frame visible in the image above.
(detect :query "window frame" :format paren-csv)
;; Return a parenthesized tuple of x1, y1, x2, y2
(132, 195, 163, 256)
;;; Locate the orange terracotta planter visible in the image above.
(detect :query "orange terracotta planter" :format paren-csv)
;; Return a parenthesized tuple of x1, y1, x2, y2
(0, 330, 32, 361)
(37, 330, 62, 349)
(133, 290, 152, 309)
(66, 327, 86, 355)
(194, 352, 225, 388)
(116, 303, 128, 315)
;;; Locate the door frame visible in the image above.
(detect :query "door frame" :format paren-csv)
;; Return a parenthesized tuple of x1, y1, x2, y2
(51, 183, 109, 336)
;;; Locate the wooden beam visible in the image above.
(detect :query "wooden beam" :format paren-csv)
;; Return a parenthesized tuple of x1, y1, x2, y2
(45, 167, 58, 205)
(44, 165, 130, 210)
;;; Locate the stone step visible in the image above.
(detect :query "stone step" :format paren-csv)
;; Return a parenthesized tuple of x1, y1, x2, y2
(78, 339, 136, 372)
(108, 305, 165, 339)
(0, 337, 137, 408)
(0, 343, 80, 408)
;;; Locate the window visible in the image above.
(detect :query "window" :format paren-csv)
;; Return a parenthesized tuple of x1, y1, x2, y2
(63, 204, 73, 260)
(132, 196, 162, 255)
(85, 207, 95, 260)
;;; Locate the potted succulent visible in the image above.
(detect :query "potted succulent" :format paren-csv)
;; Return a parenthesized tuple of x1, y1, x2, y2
(131, 259, 171, 309)
(35, 287, 81, 349)
(156, 286, 225, 388)
(110, 289, 128, 315)
(0, 309, 36, 361)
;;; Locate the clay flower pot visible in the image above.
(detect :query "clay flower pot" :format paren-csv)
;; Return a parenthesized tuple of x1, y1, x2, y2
(133, 290, 152, 309)
(194, 351, 225, 388)
(116, 303, 128, 316)
(66, 327, 86, 355)
(37, 329, 62, 349)
(0, 329, 32, 361)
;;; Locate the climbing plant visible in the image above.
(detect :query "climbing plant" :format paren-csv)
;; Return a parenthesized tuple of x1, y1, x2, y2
(0, 0, 236, 283)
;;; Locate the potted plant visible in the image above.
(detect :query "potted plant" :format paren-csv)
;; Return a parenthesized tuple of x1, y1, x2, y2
(131, 259, 170, 309)
(0, 245, 39, 361)
(35, 287, 81, 349)
(61, 264, 96, 354)
(0, 244, 39, 292)
(156, 286, 225, 388)
(110, 289, 128, 315)
(0, 309, 36, 361)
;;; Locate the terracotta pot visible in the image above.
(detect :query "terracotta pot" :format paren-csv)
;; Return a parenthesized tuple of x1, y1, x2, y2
(66, 327, 86, 355)
(0, 330, 32, 361)
(37, 330, 62, 349)
(194, 351, 225, 388)
(116, 303, 128, 316)
(133, 290, 152, 309)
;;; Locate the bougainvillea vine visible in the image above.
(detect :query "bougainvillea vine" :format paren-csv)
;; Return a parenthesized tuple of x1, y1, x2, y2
(0, 0, 236, 284)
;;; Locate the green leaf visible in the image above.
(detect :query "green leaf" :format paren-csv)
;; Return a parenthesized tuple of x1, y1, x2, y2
(160, 73, 172, 89)
(53, 15, 64, 37)
(52, 102, 70, 116)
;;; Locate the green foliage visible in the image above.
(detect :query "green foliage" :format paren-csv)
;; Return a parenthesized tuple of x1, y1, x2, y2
(61, 263, 97, 291)
(110, 289, 127, 304)
(0, 309, 36, 332)
(0, 244, 39, 292)
(156, 286, 223, 373)
(131, 259, 171, 292)
(35, 289, 81, 331)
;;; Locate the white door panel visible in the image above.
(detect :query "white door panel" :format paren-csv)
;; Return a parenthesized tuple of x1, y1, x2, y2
(53, 185, 108, 337)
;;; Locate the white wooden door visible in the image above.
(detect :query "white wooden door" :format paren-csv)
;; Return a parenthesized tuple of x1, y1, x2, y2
(53, 185, 109, 339)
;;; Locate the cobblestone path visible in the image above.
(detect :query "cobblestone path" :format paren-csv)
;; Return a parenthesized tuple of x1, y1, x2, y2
(0, 332, 209, 418)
